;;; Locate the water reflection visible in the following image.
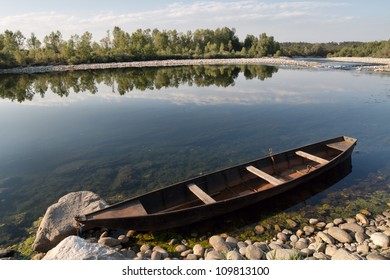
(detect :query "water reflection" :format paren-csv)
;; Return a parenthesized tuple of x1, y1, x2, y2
(0, 65, 278, 103)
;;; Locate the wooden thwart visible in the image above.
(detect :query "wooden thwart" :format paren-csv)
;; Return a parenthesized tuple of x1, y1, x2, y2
(187, 183, 216, 204)
(246, 165, 284, 185)
(295, 151, 329, 165)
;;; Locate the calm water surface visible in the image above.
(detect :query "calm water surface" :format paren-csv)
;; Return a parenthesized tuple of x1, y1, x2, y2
(0, 65, 389, 246)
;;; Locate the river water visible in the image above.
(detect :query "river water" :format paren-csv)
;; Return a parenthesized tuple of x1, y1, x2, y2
(0, 63, 389, 246)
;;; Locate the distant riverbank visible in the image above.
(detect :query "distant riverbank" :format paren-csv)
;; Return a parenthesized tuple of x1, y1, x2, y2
(1, 57, 389, 75)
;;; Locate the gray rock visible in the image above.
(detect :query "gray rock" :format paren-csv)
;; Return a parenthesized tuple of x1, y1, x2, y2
(227, 250, 244, 260)
(245, 245, 263, 260)
(356, 243, 369, 255)
(313, 252, 329, 260)
(153, 246, 169, 259)
(370, 232, 390, 247)
(356, 213, 369, 226)
(186, 254, 198, 260)
(209, 235, 230, 253)
(254, 225, 265, 235)
(294, 240, 308, 250)
(33, 191, 107, 252)
(316, 222, 326, 229)
(205, 250, 225, 260)
(236, 241, 247, 249)
(325, 245, 337, 256)
(239, 247, 247, 256)
(327, 227, 353, 243)
(193, 244, 204, 257)
(317, 232, 335, 244)
(345, 218, 356, 223)
(175, 244, 187, 253)
(277, 232, 288, 242)
(118, 235, 129, 244)
(140, 244, 151, 252)
(355, 232, 367, 244)
(122, 249, 136, 259)
(331, 248, 360, 260)
(290, 235, 299, 243)
(98, 237, 121, 248)
(266, 248, 300, 260)
(225, 236, 238, 248)
(180, 249, 193, 258)
(43, 236, 126, 260)
(366, 252, 388, 260)
(339, 223, 364, 233)
(303, 226, 315, 235)
(151, 251, 162, 260)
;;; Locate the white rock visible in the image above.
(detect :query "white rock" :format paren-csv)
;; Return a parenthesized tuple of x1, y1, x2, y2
(33, 191, 107, 252)
(209, 235, 230, 253)
(327, 227, 353, 243)
(43, 236, 126, 260)
(193, 244, 204, 257)
(309, 218, 319, 225)
(370, 232, 390, 247)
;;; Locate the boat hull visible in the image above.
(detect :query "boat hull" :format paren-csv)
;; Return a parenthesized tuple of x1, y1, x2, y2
(76, 136, 357, 231)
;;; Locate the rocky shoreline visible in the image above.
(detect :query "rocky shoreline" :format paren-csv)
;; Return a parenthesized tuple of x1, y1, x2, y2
(2, 191, 387, 260)
(0, 57, 389, 75)
(0, 57, 320, 74)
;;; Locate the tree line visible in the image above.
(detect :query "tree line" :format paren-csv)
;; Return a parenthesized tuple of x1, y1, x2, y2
(0, 26, 389, 68)
(0, 27, 279, 68)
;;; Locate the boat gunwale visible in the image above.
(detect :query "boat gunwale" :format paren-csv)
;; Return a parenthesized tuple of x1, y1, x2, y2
(77, 135, 357, 222)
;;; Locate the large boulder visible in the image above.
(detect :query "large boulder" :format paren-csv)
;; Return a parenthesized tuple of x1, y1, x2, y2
(33, 191, 108, 253)
(43, 236, 126, 260)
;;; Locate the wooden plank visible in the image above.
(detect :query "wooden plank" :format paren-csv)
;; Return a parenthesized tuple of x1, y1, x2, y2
(246, 165, 284, 185)
(295, 151, 329, 165)
(187, 183, 216, 204)
(326, 142, 349, 152)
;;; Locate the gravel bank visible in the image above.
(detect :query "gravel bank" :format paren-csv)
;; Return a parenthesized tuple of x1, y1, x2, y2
(329, 57, 390, 72)
(0, 57, 319, 74)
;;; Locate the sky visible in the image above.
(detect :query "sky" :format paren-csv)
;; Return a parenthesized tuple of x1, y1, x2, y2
(0, 0, 389, 43)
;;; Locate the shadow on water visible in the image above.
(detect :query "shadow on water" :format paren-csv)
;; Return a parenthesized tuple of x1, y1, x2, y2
(133, 157, 353, 240)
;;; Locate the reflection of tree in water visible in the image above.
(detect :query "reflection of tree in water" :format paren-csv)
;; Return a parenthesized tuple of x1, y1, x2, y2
(0, 65, 278, 102)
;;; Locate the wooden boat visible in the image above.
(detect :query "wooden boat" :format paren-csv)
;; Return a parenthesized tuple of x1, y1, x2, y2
(75, 136, 357, 231)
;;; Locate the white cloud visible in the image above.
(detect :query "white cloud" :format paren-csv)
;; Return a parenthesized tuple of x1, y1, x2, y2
(0, 1, 362, 42)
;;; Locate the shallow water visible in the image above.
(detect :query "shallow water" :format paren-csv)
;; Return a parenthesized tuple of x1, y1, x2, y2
(0, 64, 389, 246)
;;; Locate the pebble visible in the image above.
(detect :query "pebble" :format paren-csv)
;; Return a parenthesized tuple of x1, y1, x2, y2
(186, 254, 198, 260)
(303, 226, 315, 235)
(370, 232, 390, 247)
(325, 245, 338, 256)
(309, 218, 319, 225)
(313, 252, 329, 260)
(333, 218, 343, 225)
(300, 248, 313, 257)
(266, 248, 300, 260)
(175, 245, 187, 253)
(317, 232, 335, 244)
(239, 247, 247, 256)
(331, 248, 361, 260)
(140, 244, 151, 253)
(286, 219, 298, 228)
(366, 252, 388, 260)
(356, 213, 370, 226)
(254, 225, 265, 235)
(209, 235, 230, 253)
(126, 230, 136, 238)
(327, 227, 353, 243)
(345, 218, 356, 223)
(98, 237, 121, 248)
(294, 240, 308, 250)
(151, 251, 162, 260)
(356, 243, 370, 255)
(245, 245, 263, 260)
(277, 232, 288, 242)
(153, 246, 169, 259)
(227, 250, 244, 260)
(205, 250, 224, 260)
(290, 235, 299, 243)
(274, 224, 282, 231)
(325, 222, 334, 229)
(339, 222, 364, 233)
(225, 236, 238, 247)
(180, 249, 193, 258)
(355, 232, 366, 244)
(118, 235, 129, 244)
(316, 222, 326, 229)
(193, 244, 204, 257)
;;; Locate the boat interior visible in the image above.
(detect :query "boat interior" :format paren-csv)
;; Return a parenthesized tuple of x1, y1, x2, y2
(86, 137, 354, 219)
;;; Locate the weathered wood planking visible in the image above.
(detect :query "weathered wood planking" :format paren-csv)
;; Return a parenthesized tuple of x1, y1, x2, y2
(295, 151, 329, 165)
(246, 165, 284, 185)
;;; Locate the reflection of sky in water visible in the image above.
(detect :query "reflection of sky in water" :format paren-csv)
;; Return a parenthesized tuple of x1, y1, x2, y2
(1, 69, 388, 107)
(0, 66, 389, 246)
